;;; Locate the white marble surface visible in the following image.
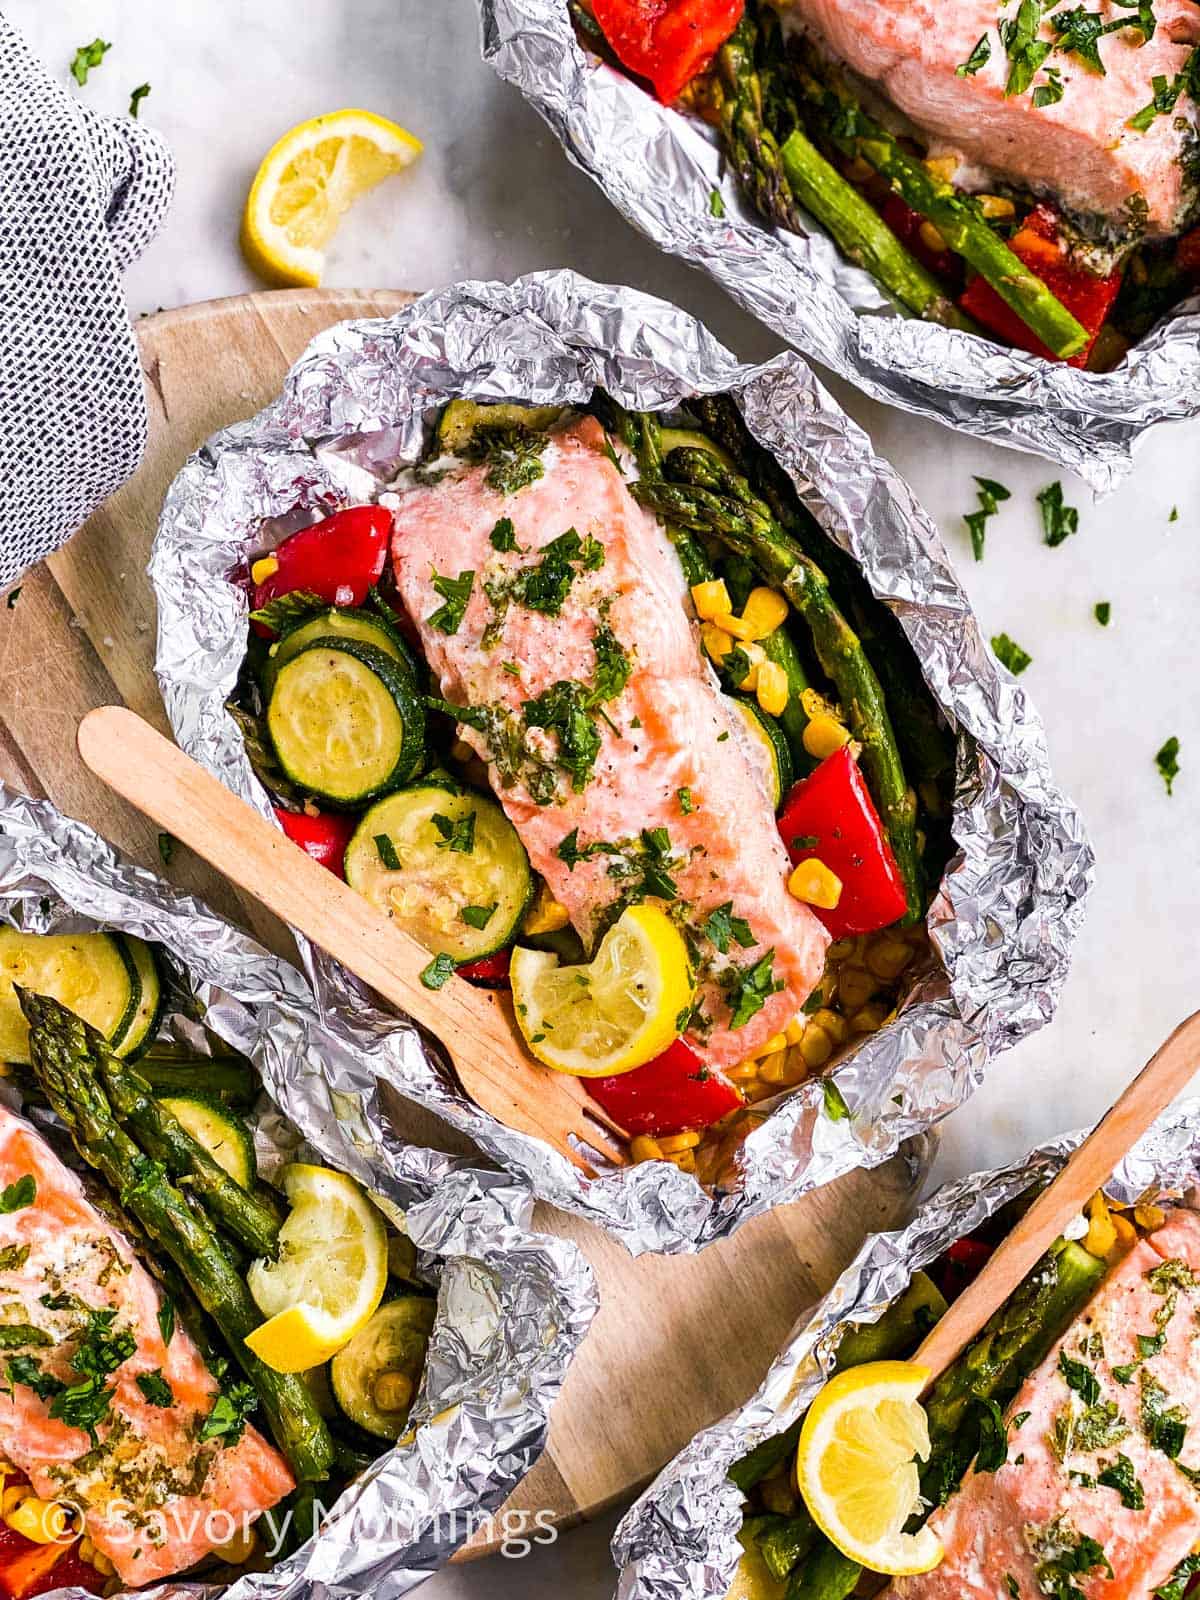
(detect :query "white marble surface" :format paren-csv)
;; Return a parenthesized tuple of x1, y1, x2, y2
(10, 0, 1200, 1596)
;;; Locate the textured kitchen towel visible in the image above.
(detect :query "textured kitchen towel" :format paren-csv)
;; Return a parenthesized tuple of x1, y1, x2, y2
(0, 15, 174, 590)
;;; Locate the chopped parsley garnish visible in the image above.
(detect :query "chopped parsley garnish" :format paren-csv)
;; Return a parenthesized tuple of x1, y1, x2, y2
(479, 428, 548, 495)
(1097, 1452, 1145, 1509)
(677, 786, 695, 815)
(374, 833, 402, 870)
(1094, 601, 1111, 626)
(7, 1355, 63, 1401)
(1156, 735, 1181, 795)
(508, 527, 605, 617)
(1170, 505, 1180, 523)
(0, 1175, 35, 1213)
(722, 949, 783, 1029)
(420, 953, 457, 990)
(992, 632, 1032, 675)
(1156, 1553, 1200, 1600)
(432, 811, 476, 854)
(459, 903, 497, 930)
(502, 661, 521, 677)
(1037, 481, 1079, 547)
(965, 475, 1011, 561)
(957, 34, 993, 75)
(0, 1244, 29, 1273)
(198, 1378, 258, 1446)
(426, 569, 475, 635)
(973, 1395, 1010, 1472)
(591, 622, 632, 704)
(1000, 1, 1053, 97)
(722, 644, 755, 688)
(1128, 62, 1192, 131)
(1059, 1349, 1100, 1406)
(1033, 66, 1065, 104)
(703, 900, 756, 954)
(129, 83, 151, 118)
(70, 38, 111, 86)
(522, 680, 603, 797)
(0, 1324, 51, 1349)
(709, 188, 726, 217)
(1031, 1519, 1112, 1599)
(158, 1297, 175, 1347)
(136, 1370, 174, 1408)
(47, 1307, 136, 1444)
(489, 516, 518, 552)
(1141, 1368, 1189, 1458)
(822, 1079, 850, 1121)
(1005, 1577, 1020, 1599)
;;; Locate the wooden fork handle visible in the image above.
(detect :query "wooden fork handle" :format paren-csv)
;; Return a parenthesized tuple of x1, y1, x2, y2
(75, 706, 585, 1158)
(915, 1008, 1200, 1385)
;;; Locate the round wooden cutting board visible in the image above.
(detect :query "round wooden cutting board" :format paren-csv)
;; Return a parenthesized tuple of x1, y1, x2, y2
(0, 289, 932, 1558)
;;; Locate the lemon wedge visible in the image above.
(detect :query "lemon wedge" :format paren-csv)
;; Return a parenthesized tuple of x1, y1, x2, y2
(245, 1164, 388, 1372)
(509, 903, 693, 1077)
(794, 1361, 943, 1577)
(241, 109, 423, 288)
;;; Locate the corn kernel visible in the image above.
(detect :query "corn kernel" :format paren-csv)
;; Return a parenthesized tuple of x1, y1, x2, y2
(782, 1049, 810, 1085)
(758, 1050, 790, 1085)
(784, 1016, 807, 1046)
(713, 610, 757, 641)
(522, 883, 570, 935)
(690, 578, 731, 620)
(836, 965, 877, 1010)
(800, 1025, 833, 1069)
(977, 194, 1015, 221)
(1110, 1212, 1138, 1251)
(788, 858, 843, 910)
(2, 1486, 30, 1516)
(802, 714, 851, 761)
(727, 1059, 760, 1083)
(826, 938, 855, 963)
(744, 1081, 777, 1103)
(94, 1553, 118, 1579)
(742, 587, 789, 639)
(7, 1496, 71, 1544)
(919, 221, 948, 254)
(658, 1129, 701, 1153)
(700, 622, 734, 664)
(848, 1003, 888, 1034)
(630, 1134, 664, 1163)
(756, 661, 789, 718)
(373, 1369, 415, 1414)
(250, 554, 279, 587)
(79, 1540, 96, 1565)
(759, 1032, 788, 1058)
(811, 1007, 849, 1046)
(866, 936, 914, 982)
(1134, 1202, 1167, 1231)
(1084, 1192, 1117, 1260)
(211, 1529, 259, 1566)
(924, 155, 958, 183)
(668, 1148, 697, 1173)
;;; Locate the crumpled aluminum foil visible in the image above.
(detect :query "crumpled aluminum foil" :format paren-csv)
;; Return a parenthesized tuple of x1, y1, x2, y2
(0, 785, 597, 1600)
(613, 1100, 1200, 1600)
(149, 270, 1093, 1256)
(478, 0, 1200, 493)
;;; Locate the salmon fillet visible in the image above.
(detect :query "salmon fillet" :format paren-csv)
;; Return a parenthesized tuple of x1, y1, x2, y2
(782, 0, 1200, 235)
(891, 1209, 1200, 1600)
(0, 1105, 293, 1587)
(388, 417, 829, 1067)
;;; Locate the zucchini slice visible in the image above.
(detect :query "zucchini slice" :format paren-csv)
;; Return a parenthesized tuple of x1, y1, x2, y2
(267, 638, 425, 806)
(344, 786, 532, 963)
(435, 399, 564, 455)
(330, 1296, 436, 1440)
(157, 1094, 256, 1188)
(731, 698, 794, 809)
(112, 937, 163, 1059)
(263, 605, 418, 696)
(0, 930, 137, 1065)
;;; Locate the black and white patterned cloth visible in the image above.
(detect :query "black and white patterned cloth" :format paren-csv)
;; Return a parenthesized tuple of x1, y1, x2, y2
(0, 14, 174, 589)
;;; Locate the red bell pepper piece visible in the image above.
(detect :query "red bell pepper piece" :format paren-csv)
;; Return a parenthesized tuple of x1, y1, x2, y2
(590, 0, 744, 103)
(959, 204, 1122, 368)
(457, 948, 512, 988)
(274, 807, 356, 879)
(776, 746, 908, 940)
(880, 195, 961, 286)
(251, 506, 391, 628)
(2, 1542, 101, 1600)
(936, 1234, 995, 1303)
(1177, 225, 1200, 279)
(588, 1038, 743, 1136)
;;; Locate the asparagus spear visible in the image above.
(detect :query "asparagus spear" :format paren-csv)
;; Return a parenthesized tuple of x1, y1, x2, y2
(785, 1541, 861, 1600)
(93, 1049, 280, 1259)
(640, 458, 923, 921)
(19, 990, 334, 1483)
(789, 51, 1088, 359)
(721, 551, 815, 773)
(713, 13, 975, 331)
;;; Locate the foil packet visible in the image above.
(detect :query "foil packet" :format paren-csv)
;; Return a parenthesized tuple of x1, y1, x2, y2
(0, 785, 597, 1600)
(613, 1099, 1200, 1600)
(150, 270, 1093, 1255)
(478, 0, 1200, 492)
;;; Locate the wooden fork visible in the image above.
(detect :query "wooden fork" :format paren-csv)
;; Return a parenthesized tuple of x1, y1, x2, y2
(915, 1008, 1200, 1384)
(77, 706, 628, 1175)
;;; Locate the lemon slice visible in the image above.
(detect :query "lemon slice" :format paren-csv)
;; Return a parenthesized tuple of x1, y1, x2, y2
(241, 109, 423, 288)
(245, 1164, 388, 1372)
(794, 1361, 943, 1577)
(509, 903, 693, 1077)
